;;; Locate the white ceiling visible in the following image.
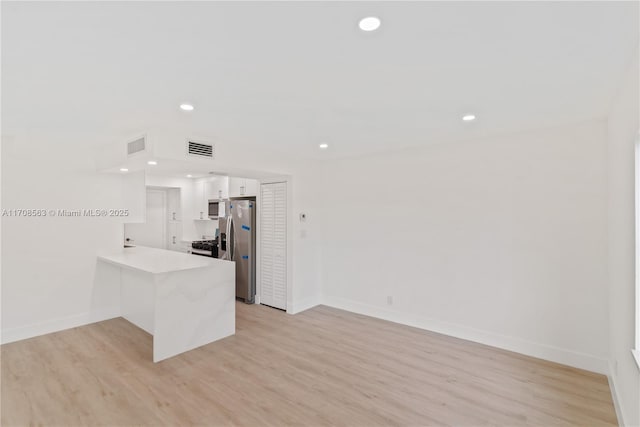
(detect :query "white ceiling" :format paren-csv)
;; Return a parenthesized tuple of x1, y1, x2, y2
(3, 1, 638, 159)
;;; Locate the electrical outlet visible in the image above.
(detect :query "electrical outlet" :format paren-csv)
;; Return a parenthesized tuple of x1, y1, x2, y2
(387, 296, 393, 305)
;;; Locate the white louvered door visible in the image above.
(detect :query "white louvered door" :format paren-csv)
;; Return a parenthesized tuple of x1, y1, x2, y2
(260, 182, 287, 310)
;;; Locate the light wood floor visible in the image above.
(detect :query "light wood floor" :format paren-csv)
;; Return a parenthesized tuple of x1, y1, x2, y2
(1, 303, 617, 426)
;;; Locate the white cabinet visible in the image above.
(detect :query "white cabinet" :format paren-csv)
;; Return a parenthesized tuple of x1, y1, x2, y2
(244, 179, 258, 197)
(167, 222, 181, 251)
(176, 240, 192, 254)
(193, 180, 207, 220)
(204, 180, 217, 200)
(167, 188, 183, 251)
(193, 177, 228, 220)
(181, 182, 196, 227)
(167, 188, 181, 221)
(228, 177, 242, 198)
(206, 176, 228, 200)
(229, 177, 258, 197)
(191, 176, 256, 221)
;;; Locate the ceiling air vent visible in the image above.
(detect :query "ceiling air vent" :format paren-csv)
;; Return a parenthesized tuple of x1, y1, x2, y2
(187, 140, 214, 158)
(127, 136, 146, 156)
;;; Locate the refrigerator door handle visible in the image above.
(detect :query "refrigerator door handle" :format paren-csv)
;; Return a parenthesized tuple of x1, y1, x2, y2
(232, 219, 242, 261)
(227, 214, 234, 260)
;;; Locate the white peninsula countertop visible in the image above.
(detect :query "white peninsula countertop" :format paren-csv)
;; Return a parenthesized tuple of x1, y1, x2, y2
(98, 246, 228, 274)
(97, 245, 235, 362)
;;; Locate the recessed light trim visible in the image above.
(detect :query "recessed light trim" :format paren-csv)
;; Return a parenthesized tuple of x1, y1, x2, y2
(147, 160, 157, 165)
(462, 114, 476, 122)
(319, 143, 329, 149)
(120, 168, 129, 172)
(359, 16, 381, 32)
(180, 103, 194, 111)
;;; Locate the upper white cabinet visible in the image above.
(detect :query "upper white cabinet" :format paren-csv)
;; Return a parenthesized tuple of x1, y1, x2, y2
(193, 180, 207, 220)
(206, 176, 229, 200)
(190, 176, 257, 221)
(229, 177, 243, 197)
(244, 179, 258, 197)
(229, 177, 258, 197)
(204, 180, 217, 200)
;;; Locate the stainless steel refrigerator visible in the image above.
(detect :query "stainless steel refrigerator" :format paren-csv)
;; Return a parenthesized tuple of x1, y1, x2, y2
(218, 199, 256, 303)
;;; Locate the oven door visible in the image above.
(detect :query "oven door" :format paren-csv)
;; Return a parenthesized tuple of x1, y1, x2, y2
(191, 248, 213, 257)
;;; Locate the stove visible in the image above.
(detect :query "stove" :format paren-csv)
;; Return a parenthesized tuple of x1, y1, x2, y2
(191, 240, 218, 258)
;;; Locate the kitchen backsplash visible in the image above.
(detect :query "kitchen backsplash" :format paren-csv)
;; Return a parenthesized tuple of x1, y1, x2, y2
(194, 219, 218, 240)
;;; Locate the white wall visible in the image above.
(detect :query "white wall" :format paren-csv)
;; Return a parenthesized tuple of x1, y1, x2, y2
(124, 189, 167, 249)
(1, 133, 126, 343)
(607, 49, 640, 427)
(320, 120, 610, 373)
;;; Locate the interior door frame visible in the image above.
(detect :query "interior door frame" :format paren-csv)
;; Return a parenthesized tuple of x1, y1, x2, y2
(635, 130, 640, 358)
(256, 176, 293, 313)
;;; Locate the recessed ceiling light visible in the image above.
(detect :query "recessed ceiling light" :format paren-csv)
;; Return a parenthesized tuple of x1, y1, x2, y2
(462, 114, 476, 121)
(186, 174, 193, 178)
(120, 168, 129, 172)
(359, 17, 381, 32)
(147, 160, 157, 165)
(319, 143, 329, 149)
(180, 103, 194, 111)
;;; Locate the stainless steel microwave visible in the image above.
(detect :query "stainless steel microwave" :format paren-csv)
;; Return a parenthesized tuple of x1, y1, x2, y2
(208, 200, 225, 219)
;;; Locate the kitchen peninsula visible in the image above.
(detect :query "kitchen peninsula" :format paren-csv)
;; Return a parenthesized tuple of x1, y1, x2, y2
(98, 246, 235, 362)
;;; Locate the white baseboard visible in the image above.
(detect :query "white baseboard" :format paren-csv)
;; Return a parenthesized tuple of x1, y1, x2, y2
(1, 306, 121, 345)
(322, 295, 609, 375)
(288, 295, 321, 315)
(608, 362, 627, 427)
